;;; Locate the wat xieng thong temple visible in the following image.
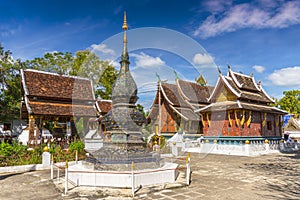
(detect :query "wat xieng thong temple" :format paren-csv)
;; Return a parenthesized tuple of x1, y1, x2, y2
(195, 66, 287, 140)
(148, 65, 287, 140)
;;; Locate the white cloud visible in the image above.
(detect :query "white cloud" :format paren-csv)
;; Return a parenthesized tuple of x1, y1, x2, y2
(194, 1, 300, 38)
(203, 0, 233, 13)
(268, 66, 300, 86)
(131, 52, 166, 68)
(90, 44, 116, 56)
(192, 53, 214, 65)
(252, 65, 265, 73)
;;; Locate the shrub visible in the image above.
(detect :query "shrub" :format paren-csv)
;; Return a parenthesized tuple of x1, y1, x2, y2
(69, 140, 85, 153)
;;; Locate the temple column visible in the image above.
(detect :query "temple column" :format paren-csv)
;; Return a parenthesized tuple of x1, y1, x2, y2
(28, 115, 36, 146)
(70, 117, 77, 139)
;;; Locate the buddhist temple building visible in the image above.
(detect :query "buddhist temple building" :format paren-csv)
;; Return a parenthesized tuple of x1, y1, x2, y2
(195, 66, 287, 139)
(147, 75, 213, 137)
(20, 69, 97, 143)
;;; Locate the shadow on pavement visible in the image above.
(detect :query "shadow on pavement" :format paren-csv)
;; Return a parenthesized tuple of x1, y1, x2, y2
(0, 172, 24, 181)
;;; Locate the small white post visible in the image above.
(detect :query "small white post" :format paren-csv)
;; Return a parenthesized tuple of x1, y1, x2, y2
(245, 140, 250, 156)
(279, 139, 285, 151)
(64, 161, 68, 195)
(50, 155, 54, 180)
(131, 161, 135, 197)
(186, 153, 191, 186)
(265, 139, 270, 153)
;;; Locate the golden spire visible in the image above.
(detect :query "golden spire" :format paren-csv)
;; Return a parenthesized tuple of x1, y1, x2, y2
(122, 11, 128, 30)
(121, 11, 129, 67)
(122, 12, 128, 44)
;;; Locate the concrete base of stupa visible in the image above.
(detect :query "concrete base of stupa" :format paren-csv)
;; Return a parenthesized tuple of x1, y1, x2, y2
(68, 161, 179, 188)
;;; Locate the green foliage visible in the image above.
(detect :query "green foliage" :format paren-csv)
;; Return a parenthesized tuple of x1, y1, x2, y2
(0, 142, 14, 156)
(95, 65, 118, 99)
(75, 118, 84, 138)
(276, 90, 300, 117)
(69, 140, 85, 153)
(0, 43, 21, 121)
(0, 141, 86, 167)
(150, 134, 166, 149)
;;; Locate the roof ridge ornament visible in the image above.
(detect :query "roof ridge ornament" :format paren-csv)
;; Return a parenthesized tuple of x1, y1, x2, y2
(195, 74, 207, 86)
(217, 66, 222, 75)
(173, 69, 179, 80)
(156, 72, 161, 82)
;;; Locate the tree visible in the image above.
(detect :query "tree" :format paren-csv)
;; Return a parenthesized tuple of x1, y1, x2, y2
(276, 90, 300, 117)
(0, 43, 21, 122)
(24, 52, 73, 75)
(96, 65, 118, 99)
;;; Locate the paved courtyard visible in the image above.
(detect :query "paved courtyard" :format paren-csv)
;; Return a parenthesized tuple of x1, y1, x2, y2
(0, 152, 299, 200)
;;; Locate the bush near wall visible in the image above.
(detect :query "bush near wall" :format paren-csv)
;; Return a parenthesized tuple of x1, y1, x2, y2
(0, 140, 86, 167)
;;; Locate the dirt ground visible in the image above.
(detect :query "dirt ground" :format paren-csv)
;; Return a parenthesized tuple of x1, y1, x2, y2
(0, 152, 299, 200)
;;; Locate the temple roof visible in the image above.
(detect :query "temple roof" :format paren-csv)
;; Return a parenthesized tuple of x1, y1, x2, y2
(21, 69, 97, 118)
(228, 68, 260, 92)
(21, 69, 95, 101)
(177, 79, 213, 105)
(96, 100, 112, 114)
(209, 68, 274, 104)
(160, 82, 189, 107)
(148, 80, 210, 122)
(283, 117, 300, 132)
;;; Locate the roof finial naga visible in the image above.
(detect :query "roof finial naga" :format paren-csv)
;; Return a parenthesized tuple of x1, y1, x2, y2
(156, 72, 161, 82)
(173, 69, 179, 80)
(217, 66, 222, 75)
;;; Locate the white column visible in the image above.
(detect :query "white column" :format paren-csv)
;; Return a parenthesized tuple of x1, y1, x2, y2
(131, 161, 135, 197)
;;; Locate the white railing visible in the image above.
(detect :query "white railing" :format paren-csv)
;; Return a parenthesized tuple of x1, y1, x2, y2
(50, 157, 191, 197)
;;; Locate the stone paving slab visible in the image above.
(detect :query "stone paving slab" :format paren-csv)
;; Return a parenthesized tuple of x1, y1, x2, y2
(0, 152, 299, 199)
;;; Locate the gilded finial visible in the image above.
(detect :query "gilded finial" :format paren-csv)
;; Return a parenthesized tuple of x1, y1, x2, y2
(122, 11, 128, 30)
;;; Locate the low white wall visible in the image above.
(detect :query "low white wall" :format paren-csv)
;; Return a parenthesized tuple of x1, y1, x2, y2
(68, 162, 178, 188)
(185, 143, 279, 157)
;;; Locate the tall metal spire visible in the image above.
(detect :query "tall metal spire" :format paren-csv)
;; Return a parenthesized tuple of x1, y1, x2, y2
(121, 11, 129, 69)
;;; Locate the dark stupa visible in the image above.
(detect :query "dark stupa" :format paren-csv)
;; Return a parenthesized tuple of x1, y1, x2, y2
(87, 12, 160, 170)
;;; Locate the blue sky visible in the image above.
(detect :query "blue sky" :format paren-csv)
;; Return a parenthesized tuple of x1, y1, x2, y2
(1, 0, 300, 109)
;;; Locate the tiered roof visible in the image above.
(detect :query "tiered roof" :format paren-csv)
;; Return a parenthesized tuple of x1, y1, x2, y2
(21, 69, 97, 118)
(148, 79, 212, 122)
(196, 66, 286, 114)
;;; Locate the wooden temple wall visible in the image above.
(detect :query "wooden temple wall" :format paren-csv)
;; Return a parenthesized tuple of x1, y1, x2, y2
(151, 103, 177, 133)
(202, 110, 282, 137)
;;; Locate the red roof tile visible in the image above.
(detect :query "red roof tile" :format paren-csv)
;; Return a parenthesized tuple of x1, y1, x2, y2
(177, 79, 212, 104)
(96, 100, 112, 114)
(22, 69, 94, 101)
